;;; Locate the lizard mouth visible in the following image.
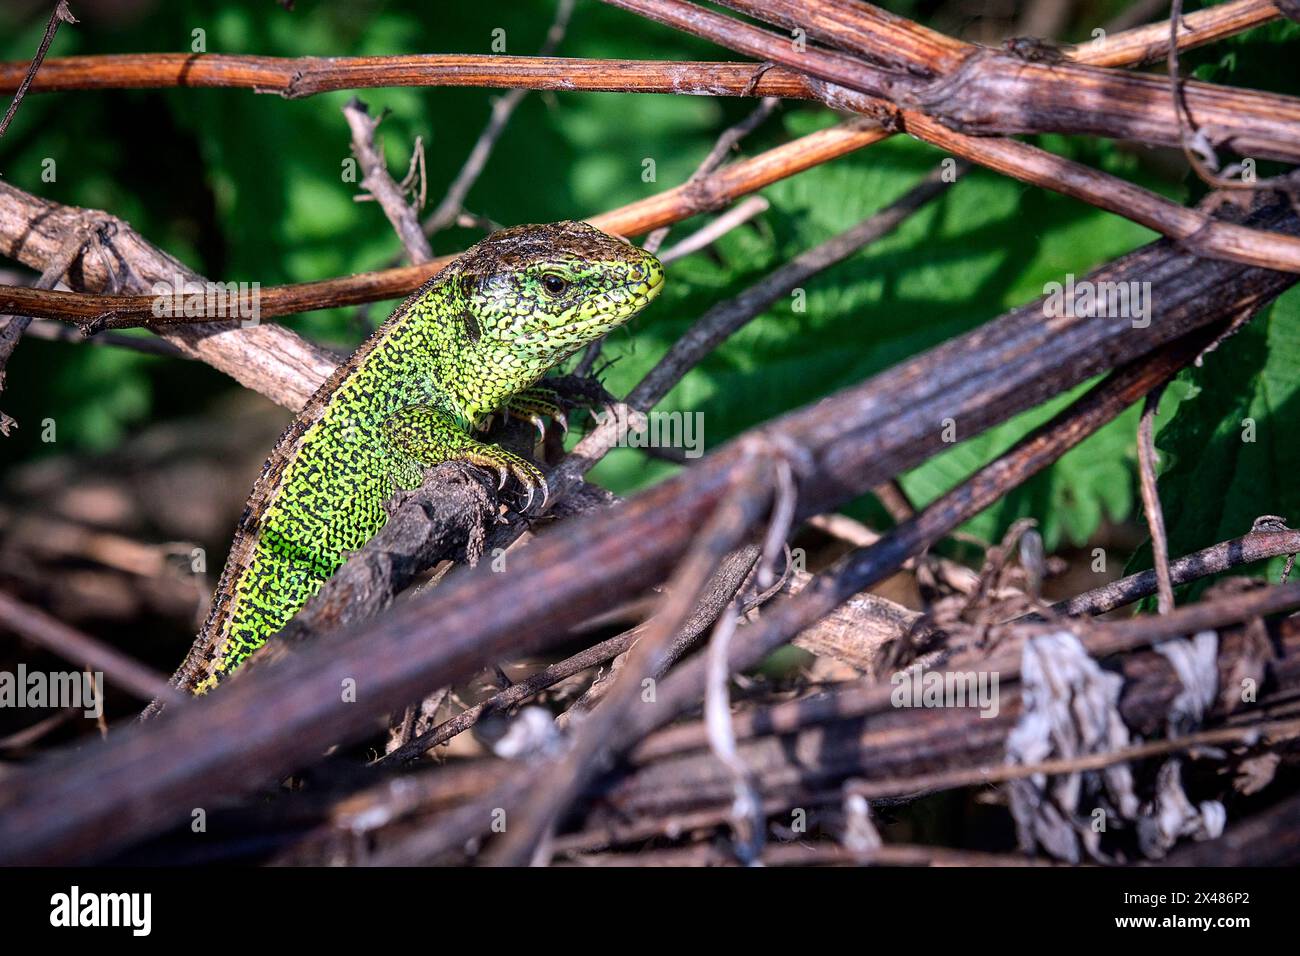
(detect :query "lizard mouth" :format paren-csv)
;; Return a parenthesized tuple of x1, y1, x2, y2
(614, 252, 665, 312)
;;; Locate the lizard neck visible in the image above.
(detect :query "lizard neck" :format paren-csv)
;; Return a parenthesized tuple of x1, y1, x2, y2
(392, 280, 546, 426)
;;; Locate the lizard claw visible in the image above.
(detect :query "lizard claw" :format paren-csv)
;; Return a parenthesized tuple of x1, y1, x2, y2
(513, 463, 549, 514)
(449, 443, 548, 514)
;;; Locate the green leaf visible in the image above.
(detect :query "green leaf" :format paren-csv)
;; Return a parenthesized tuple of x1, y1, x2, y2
(1139, 286, 1300, 590)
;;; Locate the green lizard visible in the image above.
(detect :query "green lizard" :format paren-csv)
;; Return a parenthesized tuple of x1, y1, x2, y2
(162, 221, 663, 699)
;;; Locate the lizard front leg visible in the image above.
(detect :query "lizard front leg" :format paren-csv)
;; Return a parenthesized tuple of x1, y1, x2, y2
(381, 403, 549, 511)
(504, 377, 619, 439)
(504, 386, 568, 437)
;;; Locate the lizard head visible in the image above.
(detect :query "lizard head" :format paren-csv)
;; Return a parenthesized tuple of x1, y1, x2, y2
(450, 220, 664, 372)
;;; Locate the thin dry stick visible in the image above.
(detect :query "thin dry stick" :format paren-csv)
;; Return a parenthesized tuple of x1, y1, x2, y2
(0, 1, 76, 140)
(643, 95, 781, 255)
(0, 590, 182, 706)
(657, 195, 769, 263)
(342, 97, 433, 263)
(0, 213, 100, 376)
(425, 0, 576, 235)
(1071, 0, 1280, 68)
(1137, 385, 1175, 614)
(1166, 0, 1291, 192)
(20, 318, 182, 357)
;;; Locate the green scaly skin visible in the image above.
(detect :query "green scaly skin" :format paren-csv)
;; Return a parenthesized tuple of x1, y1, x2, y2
(163, 221, 663, 699)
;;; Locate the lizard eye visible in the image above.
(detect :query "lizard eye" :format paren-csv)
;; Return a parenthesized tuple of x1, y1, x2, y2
(541, 272, 569, 296)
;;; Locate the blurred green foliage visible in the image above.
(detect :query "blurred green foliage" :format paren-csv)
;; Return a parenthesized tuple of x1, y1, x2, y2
(1, 1, 1296, 561)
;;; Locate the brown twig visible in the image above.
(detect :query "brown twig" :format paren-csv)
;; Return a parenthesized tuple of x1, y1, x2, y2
(20, 317, 183, 357)
(643, 95, 781, 255)
(1072, 0, 1280, 68)
(657, 195, 769, 263)
(0, 1, 77, 140)
(1137, 385, 1175, 615)
(342, 98, 433, 263)
(1053, 524, 1300, 617)
(0, 590, 182, 706)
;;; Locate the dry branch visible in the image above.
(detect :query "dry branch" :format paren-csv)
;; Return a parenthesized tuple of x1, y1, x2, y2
(1072, 0, 1280, 68)
(1056, 524, 1300, 616)
(342, 98, 433, 264)
(0, 182, 337, 410)
(0, 0, 76, 140)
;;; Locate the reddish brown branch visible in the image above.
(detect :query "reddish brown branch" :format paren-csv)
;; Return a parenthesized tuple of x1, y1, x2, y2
(0, 53, 815, 99)
(1, 3, 1293, 159)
